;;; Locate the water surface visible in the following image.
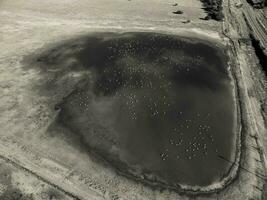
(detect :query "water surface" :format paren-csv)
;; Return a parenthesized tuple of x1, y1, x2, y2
(55, 32, 236, 187)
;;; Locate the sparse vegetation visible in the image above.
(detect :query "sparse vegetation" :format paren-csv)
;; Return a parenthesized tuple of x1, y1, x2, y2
(200, 0, 224, 21)
(247, 0, 266, 8)
(0, 188, 33, 200)
(41, 188, 63, 200)
(173, 10, 183, 14)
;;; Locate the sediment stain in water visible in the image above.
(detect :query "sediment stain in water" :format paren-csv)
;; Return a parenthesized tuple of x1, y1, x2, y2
(37, 33, 237, 187)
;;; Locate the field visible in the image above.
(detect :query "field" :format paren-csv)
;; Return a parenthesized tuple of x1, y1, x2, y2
(0, 0, 266, 199)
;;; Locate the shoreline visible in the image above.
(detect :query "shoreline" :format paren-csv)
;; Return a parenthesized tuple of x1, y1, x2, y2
(31, 30, 243, 195)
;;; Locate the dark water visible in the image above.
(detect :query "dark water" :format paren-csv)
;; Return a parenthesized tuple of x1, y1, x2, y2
(54, 32, 236, 187)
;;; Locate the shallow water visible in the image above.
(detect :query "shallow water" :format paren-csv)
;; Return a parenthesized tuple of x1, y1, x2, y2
(55, 32, 236, 187)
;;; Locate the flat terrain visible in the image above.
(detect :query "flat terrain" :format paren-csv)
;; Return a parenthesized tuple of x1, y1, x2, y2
(0, 0, 266, 199)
